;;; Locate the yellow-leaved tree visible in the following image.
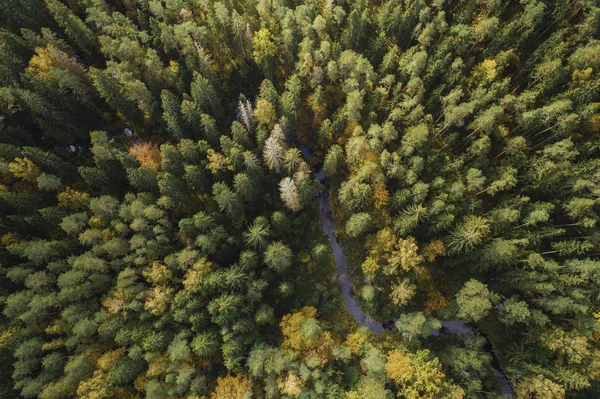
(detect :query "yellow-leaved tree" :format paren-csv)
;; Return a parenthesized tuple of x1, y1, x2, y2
(280, 306, 334, 365)
(514, 375, 565, 399)
(385, 349, 464, 399)
(211, 375, 252, 399)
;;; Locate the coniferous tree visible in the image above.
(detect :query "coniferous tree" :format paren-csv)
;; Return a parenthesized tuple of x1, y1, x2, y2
(0, 0, 599, 397)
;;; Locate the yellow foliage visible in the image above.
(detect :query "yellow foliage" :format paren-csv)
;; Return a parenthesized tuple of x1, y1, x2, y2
(388, 349, 464, 399)
(45, 320, 66, 335)
(364, 151, 380, 165)
(441, 386, 465, 399)
(390, 279, 417, 307)
(417, 267, 432, 282)
(206, 149, 233, 174)
(26, 46, 55, 80)
(424, 288, 450, 315)
(58, 187, 90, 210)
(183, 258, 213, 293)
(77, 371, 112, 399)
(102, 228, 115, 240)
(364, 228, 426, 278)
(102, 291, 128, 315)
(541, 328, 590, 364)
(590, 350, 600, 379)
(422, 239, 446, 262)
(369, 228, 397, 260)
(129, 142, 161, 170)
(211, 374, 252, 399)
(146, 354, 169, 378)
(587, 114, 600, 134)
(308, 90, 327, 122)
(41, 339, 64, 351)
(252, 28, 277, 69)
(345, 330, 367, 355)
(280, 306, 333, 364)
(361, 256, 380, 275)
(1, 232, 20, 247)
(169, 60, 180, 74)
(305, 330, 334, 366)
(385, 349, 413, 384)
(8, 157, 39, 182)
(97, 347, 126, 371)
(253, 98, 277, 127)
(385, 236, 423, 275)
(375, 85, 390, 104)
(345, 392, 360, 399)
(279, 306, 317, 351)
(339, 121, 359, 145)
(515, 375, 565, 399)
(572, 68, 593, 83)
(144, 285, 173, 316)
(280, 306, 318, 351)
(26, 45, 86, 84)
(278, 371, 305, 397)
(143, 261, 173, 285)
(480, 58, 497, 81)
(134, 372, 149, 392)
(398, 237, 424, 272)
(471, 12, 484, 27)
(0, 326, 19, 350)
(88, 216, 103, 229)
(373, 183, 389, 210)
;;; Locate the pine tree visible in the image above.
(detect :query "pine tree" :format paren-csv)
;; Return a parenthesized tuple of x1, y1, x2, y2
(212, 182, 244, 219)
(456, 279, 499, 322)
(279, 177, 302, 212)
(1, 1, 600, 397)
(263, 124, 288, 172)
(244, 217, 272, 249)
(190, 72, 223, 120)
(345, 212, 373, 238)
(45, 0, 96, 53)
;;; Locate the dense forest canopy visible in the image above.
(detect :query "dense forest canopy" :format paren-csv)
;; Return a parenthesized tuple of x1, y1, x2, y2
(0, 0, 599, 398)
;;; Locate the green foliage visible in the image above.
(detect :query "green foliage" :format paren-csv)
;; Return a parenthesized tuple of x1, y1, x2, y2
(212, 182, 243, 219)
(106, 356, 146, 386)
(323, 144, 345, 177)
(345, 212, 373, 238)
(1, 0, 600, 397)
(244, 217, 272, 249)
(447, 216, 491, 255)
(456, 279, 500, 322)
(264, 241, 293, 273)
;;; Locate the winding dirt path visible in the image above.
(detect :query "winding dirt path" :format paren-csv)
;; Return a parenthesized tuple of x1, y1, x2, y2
(297, 141, 513, 397)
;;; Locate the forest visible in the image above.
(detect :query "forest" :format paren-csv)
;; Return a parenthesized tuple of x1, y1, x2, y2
(0, 0, 599, 398)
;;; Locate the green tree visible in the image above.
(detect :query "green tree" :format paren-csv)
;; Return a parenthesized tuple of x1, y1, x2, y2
(447, 216, 490, 255)
(456, 279, 499, 322)
(45, 0, 96, 52)
(252, 28, 277, 79)
(244, 217, 272, 249)
(345, 212, 373, 238)
(213, 182, 244, 219)
(264, 242, 293, 273)
(323, 144, 345, 177)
